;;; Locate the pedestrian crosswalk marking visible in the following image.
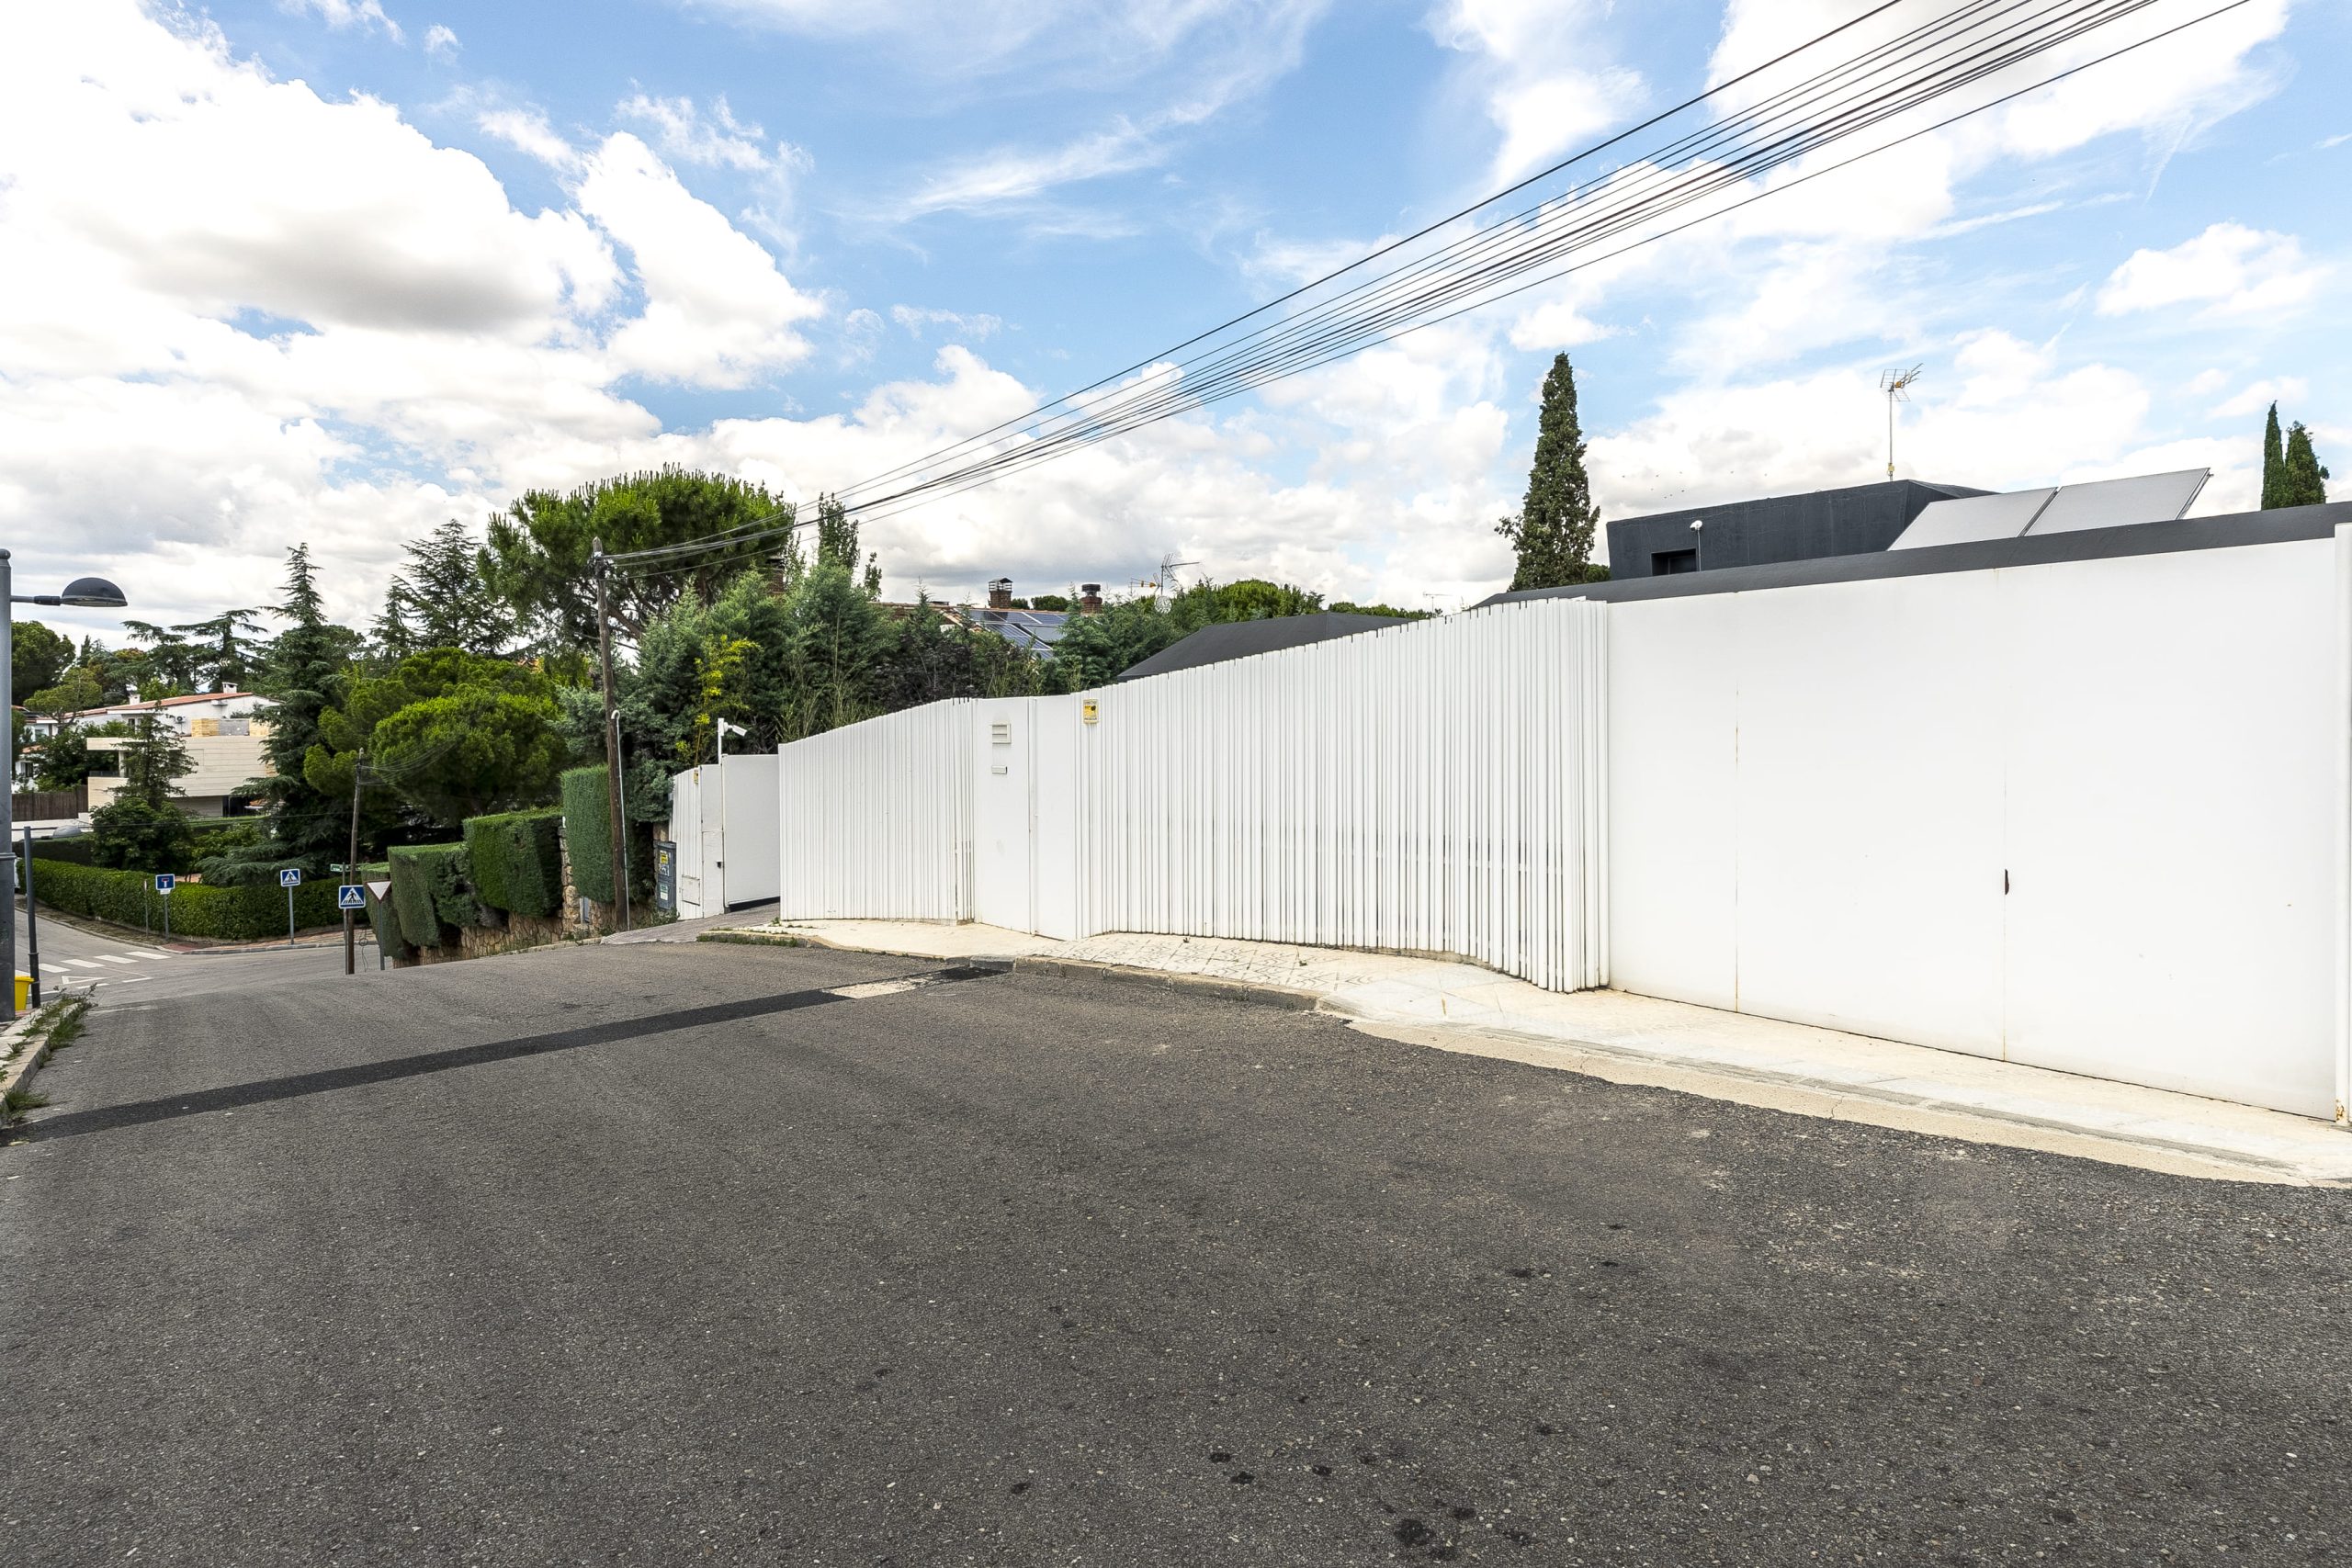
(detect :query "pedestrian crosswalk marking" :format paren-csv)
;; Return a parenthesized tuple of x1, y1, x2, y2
(62, 959, 102, 970)
(97, 955, 136, 965)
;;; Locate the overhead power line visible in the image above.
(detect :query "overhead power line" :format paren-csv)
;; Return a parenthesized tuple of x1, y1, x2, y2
(608, 0, 2251, 574)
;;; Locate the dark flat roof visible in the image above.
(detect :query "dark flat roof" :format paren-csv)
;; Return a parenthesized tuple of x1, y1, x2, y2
(1478, 502, 2352, 609)
(1117, 613, 1407, 682)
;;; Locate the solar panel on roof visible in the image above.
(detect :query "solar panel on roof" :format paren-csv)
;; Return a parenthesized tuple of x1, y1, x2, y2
(2023, 468, 2208, 535)
(1889, 488, 2055, 549)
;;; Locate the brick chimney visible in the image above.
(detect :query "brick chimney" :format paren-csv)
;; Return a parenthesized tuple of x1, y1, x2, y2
(1079, 583, 1103, 615)
(987, 577, 1013, 610)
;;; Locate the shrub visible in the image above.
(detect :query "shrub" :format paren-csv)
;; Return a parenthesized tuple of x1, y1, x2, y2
(462, 807, 563, 919)
(87, 799, 197, 874)
(560, 765, 613, 906)
(358, 860, 410, 961)
(28, 838, 96, 866)
(388, 842, 472, 949)
(27, 860, 345, 941)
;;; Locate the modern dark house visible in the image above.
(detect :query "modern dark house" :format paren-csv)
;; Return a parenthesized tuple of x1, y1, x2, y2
(1602, 478, 1985, 581)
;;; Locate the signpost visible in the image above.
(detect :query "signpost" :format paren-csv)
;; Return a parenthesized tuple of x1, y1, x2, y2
(153, 873, 175, 941)
(279, 866, 303, 945)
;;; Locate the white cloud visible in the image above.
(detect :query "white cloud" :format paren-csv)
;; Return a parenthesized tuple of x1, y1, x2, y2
(576, 134, 823, 387)
(284, 0, 402, 43)
(616, 91, 777, 172)
(474, 102, 581, 170)
(2097, 222, 2327, 319)
(1429, 0, 1642, 183)
(2209, 377, 2308, 420)
(1587, 331, 2184, 533)
(891, 306, 1003, 341)
(865, 3, 1329, 221)
(424, 23, 459, 59)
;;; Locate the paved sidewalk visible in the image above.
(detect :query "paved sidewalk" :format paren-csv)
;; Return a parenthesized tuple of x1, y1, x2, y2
(728, 918, 2352, 1186)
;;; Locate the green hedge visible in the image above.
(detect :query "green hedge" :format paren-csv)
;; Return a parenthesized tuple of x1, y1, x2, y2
(388, 843, 472, 950)
(357, 861, 409, 960)
(560, 766, 613, 906)
(462, 807, 563, 919)
(25, 860, 345, 941)
(28, 837, 96, 866)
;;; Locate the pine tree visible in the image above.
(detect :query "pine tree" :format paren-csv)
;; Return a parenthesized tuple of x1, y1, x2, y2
(383, 519, 515, 654)
(1496, 353, 1602, 590)
(2282, 422, 2332, 508)
(2261, 402, 2289, 510)
(240, 545, 368, 874)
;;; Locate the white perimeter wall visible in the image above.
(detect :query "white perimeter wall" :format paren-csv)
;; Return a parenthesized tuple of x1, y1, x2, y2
(776, 701, 972, 921)
(718, 754, 780, 909)
(1609, 536, 2344, 1117)
(1079, 600, 1609, 991)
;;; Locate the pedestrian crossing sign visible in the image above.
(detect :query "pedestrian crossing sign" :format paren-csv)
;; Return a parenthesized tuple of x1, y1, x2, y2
(337, 884, 367, 910)
(279, 867, 303, 887)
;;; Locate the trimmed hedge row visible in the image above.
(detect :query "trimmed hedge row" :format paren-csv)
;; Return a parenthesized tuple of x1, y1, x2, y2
(357, 861, 408, 960)
(26, 859, 345, 941)
(388, 842, 473, 950)
(559, 766, 613, 906)
(463, 808, 563, 919)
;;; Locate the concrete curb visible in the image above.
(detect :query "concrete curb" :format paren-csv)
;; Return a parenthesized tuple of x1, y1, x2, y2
(0, 996, 87, 1133)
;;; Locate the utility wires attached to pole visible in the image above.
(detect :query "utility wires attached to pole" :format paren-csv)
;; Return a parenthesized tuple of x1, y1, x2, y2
(592, 540, 630, 934)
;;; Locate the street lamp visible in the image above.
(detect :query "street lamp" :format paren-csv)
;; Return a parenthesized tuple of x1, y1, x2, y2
(4, 549, 130, 1022)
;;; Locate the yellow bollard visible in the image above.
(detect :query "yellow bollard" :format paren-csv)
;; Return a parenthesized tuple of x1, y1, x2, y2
(11, 973, 29, 1013)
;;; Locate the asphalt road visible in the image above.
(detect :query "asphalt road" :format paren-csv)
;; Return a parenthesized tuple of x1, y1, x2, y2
(2, 939, 2346, 1565)
(11, 900, 374, 1005)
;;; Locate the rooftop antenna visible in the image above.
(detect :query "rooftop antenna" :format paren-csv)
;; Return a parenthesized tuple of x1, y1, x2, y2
(1880, 365, 1924, 479)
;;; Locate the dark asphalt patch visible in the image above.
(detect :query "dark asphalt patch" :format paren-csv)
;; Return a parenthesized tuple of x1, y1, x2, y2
(18, 962, 1006, 1143)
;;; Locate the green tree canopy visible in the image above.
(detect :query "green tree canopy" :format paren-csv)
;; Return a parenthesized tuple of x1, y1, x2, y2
(12, 619, 73, 697)
(115, 712, 195, 809)
(2282, 422, 2332, 509)
(172, 606, 268, 692)
(379, 518, 516, 657)
(26, 666, 106, 716)
(1496, 351, 1603, 590)
(306, 648, 566, 829)
(239, 544, 371, 872)
(484, 468, 799, 648)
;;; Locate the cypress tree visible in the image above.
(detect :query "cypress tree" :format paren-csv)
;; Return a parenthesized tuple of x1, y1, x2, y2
(2261, 402, 2289, 510)
(2282, 422, 2332, 509)
(1497, 353, 1602, 590)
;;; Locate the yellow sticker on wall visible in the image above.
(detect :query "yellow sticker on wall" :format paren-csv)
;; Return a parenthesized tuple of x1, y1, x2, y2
(1081, 700, 1099, 725)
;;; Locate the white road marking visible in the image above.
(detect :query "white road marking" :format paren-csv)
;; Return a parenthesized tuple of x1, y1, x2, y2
(62, 959, 102, 970)
(97, 955, 137, 965)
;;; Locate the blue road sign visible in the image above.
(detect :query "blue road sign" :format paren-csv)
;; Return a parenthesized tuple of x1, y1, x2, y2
(338, 884, 367, 910)
(279, 867, 303, 887)
(153, 874, 175, 895)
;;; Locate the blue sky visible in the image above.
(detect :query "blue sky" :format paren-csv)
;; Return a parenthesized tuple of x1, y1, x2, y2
(3, 0, 2343, 638)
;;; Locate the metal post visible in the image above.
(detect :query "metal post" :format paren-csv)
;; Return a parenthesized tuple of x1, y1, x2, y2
(21, 823, 40, 1010)
(2, 549, 15, 1025)
(345, 752, 362, 976)
(287, 880, 297, 947)
(162, 884, 171, 942)
(593, 541, 630, 932)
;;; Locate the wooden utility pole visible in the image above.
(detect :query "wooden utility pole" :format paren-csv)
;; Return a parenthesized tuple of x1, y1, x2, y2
(593, 541, 630, 933)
